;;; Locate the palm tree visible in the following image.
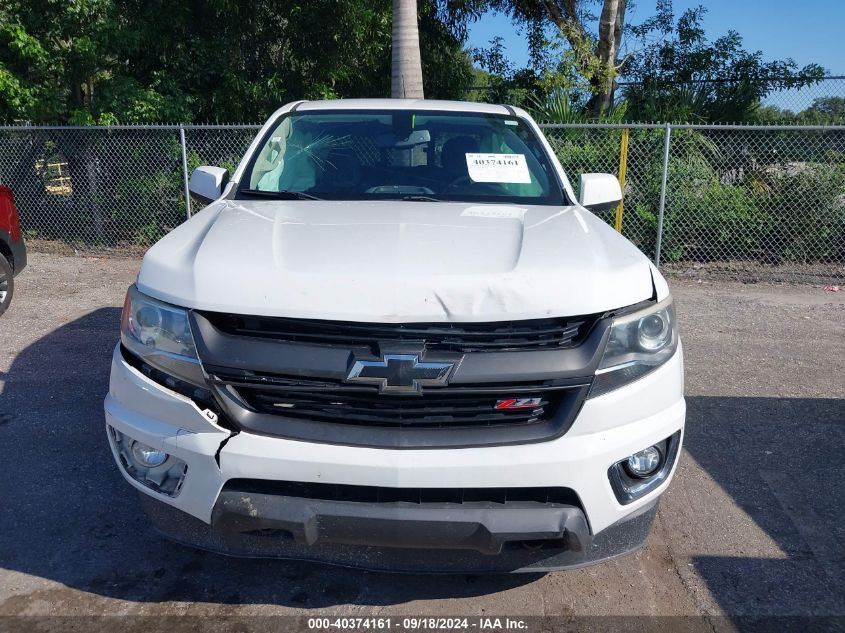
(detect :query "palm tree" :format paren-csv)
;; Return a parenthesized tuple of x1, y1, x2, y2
(391, 0, 424, 98)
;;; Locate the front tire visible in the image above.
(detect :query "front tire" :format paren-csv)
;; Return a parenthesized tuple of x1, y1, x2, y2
(0, 253, 13, 316)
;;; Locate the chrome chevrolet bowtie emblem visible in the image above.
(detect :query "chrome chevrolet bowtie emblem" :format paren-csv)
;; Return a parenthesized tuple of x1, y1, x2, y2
(346, 354, 454, 394)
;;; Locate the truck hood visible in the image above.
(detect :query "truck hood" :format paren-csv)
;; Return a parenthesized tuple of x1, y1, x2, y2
(137, 199, 654, 322)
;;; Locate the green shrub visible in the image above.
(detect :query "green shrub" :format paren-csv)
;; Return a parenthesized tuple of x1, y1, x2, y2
(550, 127, 845, 265)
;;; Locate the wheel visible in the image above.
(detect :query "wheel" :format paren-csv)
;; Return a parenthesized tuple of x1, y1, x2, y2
(0, 253, 13, 317)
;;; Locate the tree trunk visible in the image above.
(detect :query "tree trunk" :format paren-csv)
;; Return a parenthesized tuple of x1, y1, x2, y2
(590, 0, 627, 117)
(541, 0, 627, 117)
(391, 0, 424, 98)
(608, 0, 627, 107)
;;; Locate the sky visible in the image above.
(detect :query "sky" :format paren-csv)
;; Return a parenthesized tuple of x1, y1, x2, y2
(466, 0, 845, 78)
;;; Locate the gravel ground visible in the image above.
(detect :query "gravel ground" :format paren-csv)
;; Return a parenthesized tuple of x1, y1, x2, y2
(0, 253, 843, 630)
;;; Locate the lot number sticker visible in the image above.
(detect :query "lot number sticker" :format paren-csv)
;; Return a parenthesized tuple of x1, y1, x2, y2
(465, 153, 531, 184)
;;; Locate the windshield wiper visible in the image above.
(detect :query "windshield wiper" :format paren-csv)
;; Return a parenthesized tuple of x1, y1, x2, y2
(400, 195, 443, 202)
(240, 189, 322, 200)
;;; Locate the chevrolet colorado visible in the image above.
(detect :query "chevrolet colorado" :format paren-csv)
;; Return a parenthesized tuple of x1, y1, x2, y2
(104, 99, 684, 572)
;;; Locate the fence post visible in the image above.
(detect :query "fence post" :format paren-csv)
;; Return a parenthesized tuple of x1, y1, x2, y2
(85, 143, 104, 244)
(179, 124, 192, 219)
(653, 122, 672, 266)
(614, 127, 629, 233)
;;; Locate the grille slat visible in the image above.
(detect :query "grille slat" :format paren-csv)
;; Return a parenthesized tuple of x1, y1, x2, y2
(256, 397, 512, 415)
(208, 367, 576, 395)
(207, 365, 584, 431)
(239, 384, 554, 428)
(202, 312, 598, 353)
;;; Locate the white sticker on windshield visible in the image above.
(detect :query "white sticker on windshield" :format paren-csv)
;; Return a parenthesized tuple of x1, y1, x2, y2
(465, 153, 531, 184)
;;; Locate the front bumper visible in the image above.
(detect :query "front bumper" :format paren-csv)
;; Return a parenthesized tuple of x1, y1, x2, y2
(0, 230, 26, 275)
(104, 344, 685, 571)
(10, 236, 26, 275)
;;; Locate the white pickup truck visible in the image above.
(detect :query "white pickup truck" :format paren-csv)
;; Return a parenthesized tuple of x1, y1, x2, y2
(105, 99, 684, 572)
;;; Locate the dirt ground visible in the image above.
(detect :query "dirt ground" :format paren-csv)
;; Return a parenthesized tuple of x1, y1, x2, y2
(0, 253, 843, 631)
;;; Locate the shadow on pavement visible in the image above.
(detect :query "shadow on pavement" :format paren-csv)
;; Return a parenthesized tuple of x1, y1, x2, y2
(0, 309, 843, 619)
(0, 309, 537, 609)
(683, 395, 845, 625)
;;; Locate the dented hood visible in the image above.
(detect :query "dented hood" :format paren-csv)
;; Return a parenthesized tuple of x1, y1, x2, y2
(137, 199, 654, 322)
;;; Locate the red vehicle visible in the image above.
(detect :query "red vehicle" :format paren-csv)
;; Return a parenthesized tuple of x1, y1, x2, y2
(0, 185, 27, 316)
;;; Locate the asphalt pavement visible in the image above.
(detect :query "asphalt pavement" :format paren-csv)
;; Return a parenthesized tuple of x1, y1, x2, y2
(0, 253, 842, 631)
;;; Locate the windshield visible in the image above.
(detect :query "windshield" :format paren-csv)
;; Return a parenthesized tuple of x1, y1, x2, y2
(238, 109, 566, 205)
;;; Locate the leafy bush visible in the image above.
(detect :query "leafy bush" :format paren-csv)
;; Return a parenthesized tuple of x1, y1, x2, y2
(549, 127, 845, 265)
(761, 166, 845, 262)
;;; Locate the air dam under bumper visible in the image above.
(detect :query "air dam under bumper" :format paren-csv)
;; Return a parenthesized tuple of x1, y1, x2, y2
(140, 492, 658, 573)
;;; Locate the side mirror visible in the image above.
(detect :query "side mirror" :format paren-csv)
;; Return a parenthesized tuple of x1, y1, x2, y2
(189, 166, 229, 204)
(578, 173, 622, 212)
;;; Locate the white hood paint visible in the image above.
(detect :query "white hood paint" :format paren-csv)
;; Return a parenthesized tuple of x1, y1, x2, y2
(137, 199, 655, 322)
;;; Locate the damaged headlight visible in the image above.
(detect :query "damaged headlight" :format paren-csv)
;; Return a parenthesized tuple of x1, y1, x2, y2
(121, 284, 205, 387)
(590, 297, 678, 397)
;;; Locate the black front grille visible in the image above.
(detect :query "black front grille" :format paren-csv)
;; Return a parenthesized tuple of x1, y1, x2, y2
(209, 367, 575, 430)
(200, 312, 599, 353)
(225, 479, 582, 507)
(241, 386, 559, 428)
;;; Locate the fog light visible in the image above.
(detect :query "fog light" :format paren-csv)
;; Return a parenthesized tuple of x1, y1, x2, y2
(108, 426, 187, 497)
(625, 446, 661, 478)
(130, 440, 168, 468)
(609, 432, 681, 505)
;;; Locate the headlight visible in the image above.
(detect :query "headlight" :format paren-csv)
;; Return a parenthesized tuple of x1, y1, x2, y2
(120, 285, 205, 386)
(590, 297, 678, 397)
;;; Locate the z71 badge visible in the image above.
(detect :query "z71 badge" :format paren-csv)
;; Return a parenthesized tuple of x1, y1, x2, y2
(494, 397, 543, 410)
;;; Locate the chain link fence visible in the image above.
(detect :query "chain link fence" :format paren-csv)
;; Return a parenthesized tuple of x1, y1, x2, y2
(544, 123, 845, 282)
(1, 122, 843, 283)
(615, 75, 845, 120)
(0, 124, 259, 254)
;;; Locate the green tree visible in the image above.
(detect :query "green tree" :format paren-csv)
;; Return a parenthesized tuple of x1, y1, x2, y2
(0, 0, 474, 124)
(621, 4, 826, 122)
(438, 0, 631, 115)
(796, 97, 845, 124)
(470, 36, 539, 105)
(0, 0, 128, 123)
